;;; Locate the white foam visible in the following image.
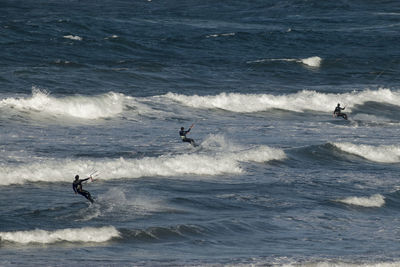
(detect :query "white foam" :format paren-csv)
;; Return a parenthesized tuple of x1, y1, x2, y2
(63, 35, 82, 41)
(247, 56, 322, 68)
(300, 56, 322, 67)
(200, 134, 243, 152)
(333, 142, 400, 163)
(0, 145, 285, 186)
(234, 146, 286, 163)
(0, 88, 124, 119)
(105, 35, 119, 40)
(0, 226, 120, 244)
(337, 194, 385, 207)
(206, 32, 235, 38)
(164, 88, 400, 113)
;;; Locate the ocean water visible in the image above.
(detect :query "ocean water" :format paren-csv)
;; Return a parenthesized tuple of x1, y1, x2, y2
(1, 0, 400, 266)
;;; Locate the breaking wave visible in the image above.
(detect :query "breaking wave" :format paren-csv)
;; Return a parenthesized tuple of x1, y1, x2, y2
(0, 88, 125, 120)
(0, 226, 120, 244)
(332, 142, 400, 163)
(163, 88, 400, 113)
(337, 194, 385, 208)
(0, 144, 285, 186)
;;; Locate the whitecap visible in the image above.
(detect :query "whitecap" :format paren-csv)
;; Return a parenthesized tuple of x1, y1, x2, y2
(300, 56, 322, 67)
(332, 142, 400, 163)
(0, 226, 120, 244)
(0, 141, 285, 186)
(0, 87, 125, 120)
(163, 88, 400, 114)
(63, 35, 82, 41)
(337, 194, 385, 208)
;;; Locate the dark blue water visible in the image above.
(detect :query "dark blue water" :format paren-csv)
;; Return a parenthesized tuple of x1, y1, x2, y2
(1, 0, 400, 266)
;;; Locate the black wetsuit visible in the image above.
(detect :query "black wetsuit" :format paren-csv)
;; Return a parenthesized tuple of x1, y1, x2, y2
(72, 178, 94, 203)
(179, 128, 195, 146)
(333, 106, 347, 120)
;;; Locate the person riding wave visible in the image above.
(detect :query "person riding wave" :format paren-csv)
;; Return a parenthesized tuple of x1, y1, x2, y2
(179, 124, 197, 146)
(333, 103, 347, 120)
(72, 175, 94, 203)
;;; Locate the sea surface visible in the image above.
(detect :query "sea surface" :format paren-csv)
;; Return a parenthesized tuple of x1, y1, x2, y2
(1, 0, 400, 266)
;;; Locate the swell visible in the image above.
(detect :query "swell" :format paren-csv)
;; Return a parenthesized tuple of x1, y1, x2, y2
(287, 142, 400, 167)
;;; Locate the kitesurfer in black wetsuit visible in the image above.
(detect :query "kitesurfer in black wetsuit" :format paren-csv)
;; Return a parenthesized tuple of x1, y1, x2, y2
(179, 124, 196, 146)
(72, 175, 94, 203)
(333, 103, 347, 120)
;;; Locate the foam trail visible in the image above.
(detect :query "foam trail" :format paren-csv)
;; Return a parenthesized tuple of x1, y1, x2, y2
(333, 142, 400, 163)
(337, 194, 385, 207)
(164, 88, 400, 113)
(0, 145, 285, 185)
(0, 226, 120, 244)
(0, 88, 124, 119)
(247, 56, 322, 68)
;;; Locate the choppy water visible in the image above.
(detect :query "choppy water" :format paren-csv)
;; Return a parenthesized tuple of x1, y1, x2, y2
(1, 0, 400, 266)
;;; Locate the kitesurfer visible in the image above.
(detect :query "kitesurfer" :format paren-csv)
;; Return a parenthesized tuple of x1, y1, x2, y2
(333, 103, 347, 120)
(72, 175, 94, 203)
(179, 124, 197, 146)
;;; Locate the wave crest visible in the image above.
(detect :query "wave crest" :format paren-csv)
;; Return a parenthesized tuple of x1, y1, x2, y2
(247, 56, 322, 68)
(0, 88, 124, 119)
(0, 144, 285, 185)
(164, 88, 400, 113)
(333, 142, 400, 163)
(337, 194, 385, 207)
(0, 226, 120, 244)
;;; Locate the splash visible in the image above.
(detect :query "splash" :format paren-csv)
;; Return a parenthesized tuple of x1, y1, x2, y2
(164, 88, 400, 113)
(0, 88, 124, 119)
(0, 226, 120, 244)
(333, 142, 400, 163)
(337, 194, 385, 207)
(0, 144, 285, 186)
